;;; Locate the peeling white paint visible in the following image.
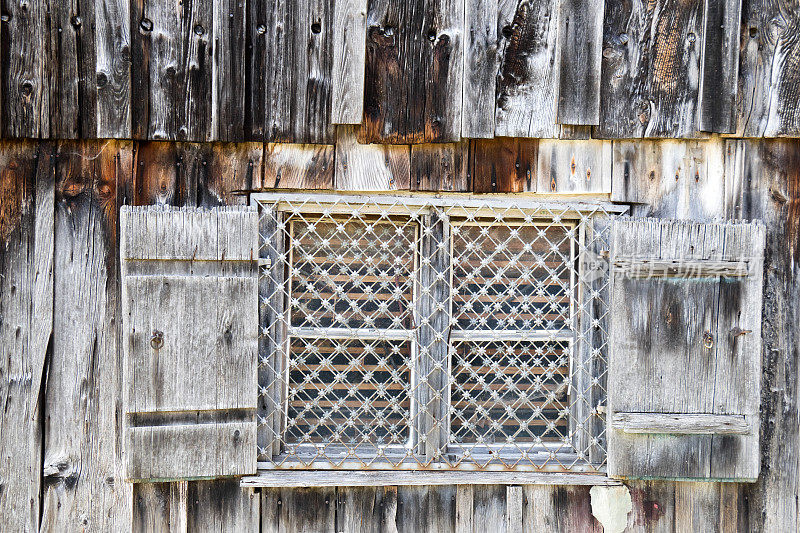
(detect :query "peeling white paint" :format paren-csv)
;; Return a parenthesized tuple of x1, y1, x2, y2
(590, 485, 632, 533)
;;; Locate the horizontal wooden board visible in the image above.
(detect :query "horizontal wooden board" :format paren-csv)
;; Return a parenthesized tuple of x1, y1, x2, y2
(612, 413, 752, 435)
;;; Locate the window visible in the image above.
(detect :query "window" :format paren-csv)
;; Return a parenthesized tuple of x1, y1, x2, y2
(255, 193, 614, 472)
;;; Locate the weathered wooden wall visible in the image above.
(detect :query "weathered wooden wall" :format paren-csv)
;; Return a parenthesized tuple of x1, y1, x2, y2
(1, 137, 798, 531)
(0, 0, 796, 141)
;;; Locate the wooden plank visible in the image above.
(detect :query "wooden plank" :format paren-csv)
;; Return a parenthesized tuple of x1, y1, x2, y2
(469, 138, 537, 193)
(536, 139, 612, 193)
(40, 141, 131, 532)
(597, 0, 703, 138)
(3, 0, 49, 137)
(462, 0, 498, 138)
(624, 480, 675, 533)
(242, 470, 621, 487)
(674, 482, 721, 532)
(332, 0, 368, 124)
(261, 487, 336, 533)
(523, 485, 602, 532)
(0, 142, 55, 533)
(611, 139, 726, 219)
(725, 139, 800, 531)
(250, 0, 335, 143)
(505, 486, 523, 533)
(336, 486, 399, 533)
(736, 2, 800, 136)
(132, 482, 186, 533)
(96, 0, 132, 138)
(361, 0, 464, 143)
(262, 143, 335, 189)
(396, 486, 455, 533)
(698, 0, 742, 133)
(495, 0, 560, 138)
(335, 125, 410, 190)
(612, 413, 752, 434)
(410, 143, 468, 191)
(612, 259, 752, 278)
(213, 0, 246, 141)
(455, 486, 473, 533)
(556, 0, 605, 125)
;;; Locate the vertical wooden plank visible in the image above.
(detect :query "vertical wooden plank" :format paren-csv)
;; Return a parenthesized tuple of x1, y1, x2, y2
(410, 143, 468, 192)
(334, 125, 410, 190)
(332, 0, 368, 124)
(736, 0, 800, 136)
(3, 0, 50, 137)
(132, 482, 181, 533)
(469, 138, 537, 193)
(537, 139, 612, 193)
(455, 486, 473, 533)
(597, 0, 704, 138)
(557, 0, 605, 125)
(40, 140, 132, 532)
(361, 0, 464, 143)
(262, 143, 335, 189)
(130, 142, 189, 205)
(523, 486, 602, 532)
(0, 142, 55, 533)
(95, 0, 132, 138)
(187, 480, 260, 532)
(251, 0, 335, 143)
(473, 485, 505, 533)
(505, 486, 523, 533)
(462, 0, 497, 138)
(336, 486, 399, 533)
(673, 482, 721, 532)
(261, 488, 336, 532)
(213, 0, 246, 141)
(624, 481, 675, 533)
(495, 0, 560, 138)
(726, 139, 800, 533)
(698, 0, 742, 133)
(396, 486, 455, 533)
(178, 142, 263, 206)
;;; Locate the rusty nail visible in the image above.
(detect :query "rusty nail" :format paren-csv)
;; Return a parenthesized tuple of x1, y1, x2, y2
(703, 331, 714, 349)
(731, 327, 752, 337)
(150, 330, 164, 350)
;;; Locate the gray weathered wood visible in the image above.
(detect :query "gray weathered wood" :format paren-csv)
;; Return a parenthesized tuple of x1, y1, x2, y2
(612, 413, 752, 434)
(557, 0, 605, 125)
(522, 485, 601, 531)
(736, 1, 800, 136)
(262, 487, 336, 532)
(332, 0, 368, 124)
(242, 469, 621, 487)
(187, 480, 259, 532)
(336, 486, 399, 533)
(612, 259, 752, 278)
(95, 0, 132, 138)
(505, 486, 523, 533)
(262, 143, 335, 189)
(537, 139, 612, 193)
(121, 206, 258, 480)
(396, 485, 456, 533)
(0, 143, 54, 533)
(455, 486, 473, 533)
(597, 0, 704, 138)
(335, 126, 411, 190)
(462, 0, 498, 138)
(698, 0, 742, 133)
(608, 218, 766, 481)
(495, 0, 560, 138)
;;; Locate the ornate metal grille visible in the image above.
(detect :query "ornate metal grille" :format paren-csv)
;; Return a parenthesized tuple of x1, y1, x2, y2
(253, 192, 616, 472)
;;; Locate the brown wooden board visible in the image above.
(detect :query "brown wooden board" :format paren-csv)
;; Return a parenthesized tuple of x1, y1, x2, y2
(360, 0, 464, 143)
(410, 142, 468, 191)
(262, 143, 335, 189)
(597, 0, 704, 138)
(469, 138, 537, 193)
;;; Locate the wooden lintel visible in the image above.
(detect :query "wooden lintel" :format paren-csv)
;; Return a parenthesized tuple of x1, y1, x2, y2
(612, 259, 751, 278)
(611, 413, 752, 435)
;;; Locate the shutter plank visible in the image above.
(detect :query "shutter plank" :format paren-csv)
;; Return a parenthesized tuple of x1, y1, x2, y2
(609, 218, 765, 481)
(331, 0, 367, 124)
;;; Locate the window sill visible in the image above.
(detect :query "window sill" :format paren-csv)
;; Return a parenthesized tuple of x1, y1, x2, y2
(240, 469, 620, 488)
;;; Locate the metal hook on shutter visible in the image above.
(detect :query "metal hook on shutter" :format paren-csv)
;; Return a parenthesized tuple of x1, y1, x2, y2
(702, 331, 714, 349)
(150, 330, 164, 350)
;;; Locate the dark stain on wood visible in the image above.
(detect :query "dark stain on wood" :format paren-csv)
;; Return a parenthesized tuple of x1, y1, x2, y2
(469, 138, 537, 193)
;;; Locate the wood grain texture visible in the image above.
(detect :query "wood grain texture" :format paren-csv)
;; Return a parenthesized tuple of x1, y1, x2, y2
(611, 139, 726, 219)
(698, 0, 742, 133)
(3, 0, 50, 138)
(250, 0, 335, 143)
(557, 0, 605, 125)
(537, 139, 612, 193)
(609, 218, 765, 481)
(522, 485, 602, 532)
(336, 486, 399, 533)
(469, 137, 537, 193)
(725, 139, 800, 532)
(334, 125, 410, 190)
(131, 0, 244, 141)
(597, 0, 704, 138)
(495, 0, 560, 138)
(361, 0, 464, 143)
(96, 0, 132, 138)
(462, 0, 498, 138)
(40, 141, 131, 532)
(410, 142, 468, 191)
(332, 0, 368, 124)
(0, 142, 54, 533)
(262, 143, 335, 189)
(262, 487, 337, 533)
(736, 0, 800, 137)
(612, 413, 752, 434)
(395, 485, 456, 533)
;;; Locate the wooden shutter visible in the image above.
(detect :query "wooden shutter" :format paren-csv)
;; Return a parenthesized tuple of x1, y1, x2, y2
(121, 206, 259, 481)
(608, 218, 765, 481)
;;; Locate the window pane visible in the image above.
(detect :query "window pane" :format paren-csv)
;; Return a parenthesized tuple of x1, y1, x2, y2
(450, 340, 570, 445)
(451, 223, 573, 331)
(289, 218, 416, 330)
